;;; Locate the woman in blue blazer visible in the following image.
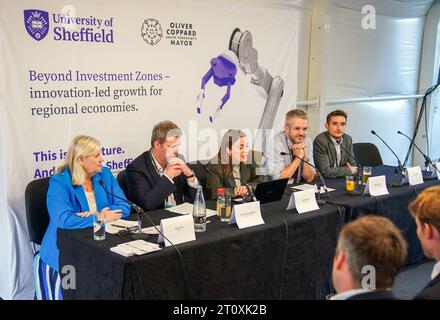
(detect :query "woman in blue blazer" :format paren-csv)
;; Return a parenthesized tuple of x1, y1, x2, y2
(34, 135, 130, 300)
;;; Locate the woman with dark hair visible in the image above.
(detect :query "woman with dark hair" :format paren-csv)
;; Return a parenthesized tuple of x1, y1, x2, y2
(206, 129, 267, 199)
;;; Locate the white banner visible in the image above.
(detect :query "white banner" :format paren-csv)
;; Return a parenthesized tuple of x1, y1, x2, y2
(0, 0, 299, 299)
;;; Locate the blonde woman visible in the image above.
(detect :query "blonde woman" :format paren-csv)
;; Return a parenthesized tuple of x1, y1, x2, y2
(35, 135, 130, 300)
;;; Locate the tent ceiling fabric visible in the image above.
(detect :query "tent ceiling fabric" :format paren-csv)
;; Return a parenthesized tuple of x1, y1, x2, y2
(219, 0, 314, 10)
(235, 0, 435, 16)
(335, 0, 435, 17)
(325, 3, 427, 165)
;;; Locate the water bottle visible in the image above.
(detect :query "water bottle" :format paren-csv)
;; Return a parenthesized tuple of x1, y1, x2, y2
(216, 188, 225, 216)
(93, 212, 106, 241)
(216, 188, 230, 222)
(193, 185, 206, 232)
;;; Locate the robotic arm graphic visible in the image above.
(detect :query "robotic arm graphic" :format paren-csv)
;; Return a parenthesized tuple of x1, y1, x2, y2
(196, 28, 284, 134)
(197, 50, 238, 123)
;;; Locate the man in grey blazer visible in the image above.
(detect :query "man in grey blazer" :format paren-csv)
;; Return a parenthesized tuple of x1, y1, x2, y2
(313, 110, 358, 178)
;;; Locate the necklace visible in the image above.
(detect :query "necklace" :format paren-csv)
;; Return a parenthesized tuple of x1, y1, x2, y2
(83, 179, 93, 192)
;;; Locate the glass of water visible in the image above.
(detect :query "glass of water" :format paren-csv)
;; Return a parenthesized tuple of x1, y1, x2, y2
(220, 197, 232, 223)
(362, 166, 372, 185)
(93, 212, 106, 241)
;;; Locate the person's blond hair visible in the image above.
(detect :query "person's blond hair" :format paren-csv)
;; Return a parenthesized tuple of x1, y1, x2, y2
(285, 109, 307, 123)
(409, 185, 440, 234)
(337, 215, 407, 289)
(56, 135, 101, 185)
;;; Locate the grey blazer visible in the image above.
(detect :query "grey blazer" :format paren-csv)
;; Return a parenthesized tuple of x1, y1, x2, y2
(313, 131, 356, 178)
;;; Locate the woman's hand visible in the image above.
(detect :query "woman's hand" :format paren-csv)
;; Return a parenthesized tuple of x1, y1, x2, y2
(234, 186, 248, 197)
(100, 207, 122, 223)
(75, 211, 93, 218)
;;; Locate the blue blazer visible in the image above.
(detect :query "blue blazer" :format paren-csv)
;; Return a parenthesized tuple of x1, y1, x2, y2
(39, 167, 130, 272)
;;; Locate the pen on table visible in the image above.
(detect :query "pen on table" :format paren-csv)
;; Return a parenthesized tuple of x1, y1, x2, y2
(110, 224, 127, 229)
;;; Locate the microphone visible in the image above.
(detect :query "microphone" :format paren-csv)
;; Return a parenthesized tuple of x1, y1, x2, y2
(205, 166, 257, 202)
(397, 131, 440, 177)
(281, 153, 346, 222)
(371, 130, 405, 174)
(98, 180, 142, 213)
(280, 152, 328, 204)
(371, 131, 417, 192)
(98, 179, 149, 240)
(335, 140, 362, 180)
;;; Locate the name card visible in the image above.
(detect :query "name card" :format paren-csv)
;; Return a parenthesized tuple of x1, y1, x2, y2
(364, 175, 389, 197)
(287, 189, 319, 214)
(229, 201, 264, 229)
(403, 166, 424, 186)
(157, 214, 195, 247)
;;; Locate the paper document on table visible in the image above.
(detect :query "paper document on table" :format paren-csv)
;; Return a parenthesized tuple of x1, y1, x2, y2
(110, 245, 135, 257)
(165, 202, 194, 214)
(106, 219, 138, 234)
(138, 226, 160, 235)
(165, 202, 217, 217)
(291, 184, 335, 194)
(110, 240, 162, 257)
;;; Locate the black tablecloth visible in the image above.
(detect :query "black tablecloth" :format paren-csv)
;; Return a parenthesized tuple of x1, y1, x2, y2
(58, 166, 438, 300)
(323, 165, 440, 264)
(59, 198, 344, 300)
(261, 193, 345, 299)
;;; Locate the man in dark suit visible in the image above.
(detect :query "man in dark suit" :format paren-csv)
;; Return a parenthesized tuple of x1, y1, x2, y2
(126, 120, 198, 211)
(409, 186, 440, 300)
(330, 215, 407, 300)
(313, 110, 358, 178)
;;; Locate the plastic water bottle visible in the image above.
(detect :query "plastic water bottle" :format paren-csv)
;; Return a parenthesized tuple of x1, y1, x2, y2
(216, 188, 231, 222)
(193, 185, 206, 232)
(216, 188, 226, 218)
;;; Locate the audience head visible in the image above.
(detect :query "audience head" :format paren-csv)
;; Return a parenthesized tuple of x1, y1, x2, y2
(56, 135, 103, 185)
(409, 186, 440, 261)
(332, 215, 407, 293)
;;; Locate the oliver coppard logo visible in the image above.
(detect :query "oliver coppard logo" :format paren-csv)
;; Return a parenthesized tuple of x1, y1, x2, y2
(141, 18, 197, 47)
(141, 18, 163, 45)
(23, 8, 115, 43)
(24, 9, 49, 41)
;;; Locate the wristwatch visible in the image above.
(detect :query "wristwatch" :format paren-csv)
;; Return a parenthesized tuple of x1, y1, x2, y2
(186, 170, 195, 179)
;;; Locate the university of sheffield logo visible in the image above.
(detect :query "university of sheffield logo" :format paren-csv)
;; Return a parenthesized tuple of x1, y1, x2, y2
(24, 9, 49, 41)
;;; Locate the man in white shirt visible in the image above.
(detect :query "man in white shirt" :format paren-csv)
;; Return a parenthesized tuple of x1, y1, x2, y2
(409, 186, 440, 300)
(265, 109, 315, 183)
(331, 215, 407, 300)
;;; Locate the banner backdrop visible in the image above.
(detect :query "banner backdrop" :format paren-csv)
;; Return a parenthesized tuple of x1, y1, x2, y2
(0, 0, 298, 299)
